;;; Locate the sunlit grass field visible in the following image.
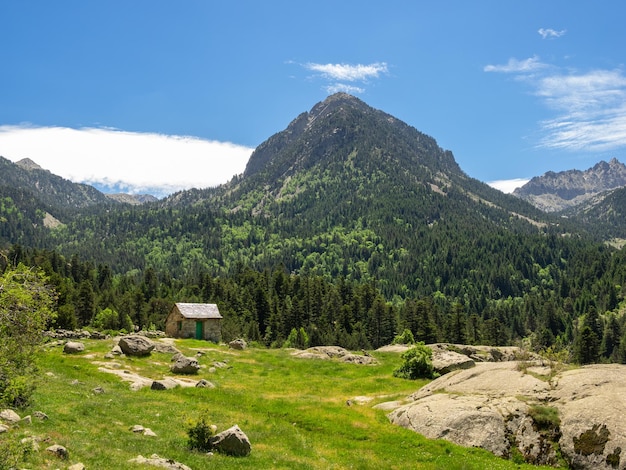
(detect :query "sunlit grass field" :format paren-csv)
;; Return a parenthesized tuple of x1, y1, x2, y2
(6, 339, 556, 469)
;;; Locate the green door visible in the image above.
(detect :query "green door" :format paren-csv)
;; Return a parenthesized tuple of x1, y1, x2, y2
(195, 321, 203, 340)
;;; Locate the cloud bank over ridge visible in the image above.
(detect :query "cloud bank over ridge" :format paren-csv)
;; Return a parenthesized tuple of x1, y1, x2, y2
(0, 125, 253, 198)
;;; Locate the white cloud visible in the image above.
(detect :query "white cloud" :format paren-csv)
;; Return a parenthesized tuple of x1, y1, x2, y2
(304, 62, 388, 82)
(0, 125, 253, 198)
(325, 83, 366, 95)
(536, 70, 626, 151)
(538, 28, 566, 39)
(484, 56, 548, 73)
(487, 178, 530, 193)
(485, 51, 626, 153)
(299, 61, 389, 94)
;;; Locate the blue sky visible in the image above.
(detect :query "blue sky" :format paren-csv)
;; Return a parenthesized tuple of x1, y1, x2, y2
(1, 1, 625, 197)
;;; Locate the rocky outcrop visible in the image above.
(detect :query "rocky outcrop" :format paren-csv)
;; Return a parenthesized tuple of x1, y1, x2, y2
(386, 361, 626, 469)
(292, 346, 377, 364)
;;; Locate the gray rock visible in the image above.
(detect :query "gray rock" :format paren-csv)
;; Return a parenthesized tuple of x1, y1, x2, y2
(229, 338, 247, 350)
(210, 424, 251, 456)
(154, 343, 180, 354)
(68, 463, 86, 470)
(388, 361, 626, 469)
(0, 424, 8, 433)
(118, 335, 155, 356)
(151, 378, 178, 390)
(0, 409, 21, 423)
(128, 454, 191, 470)
(196, 379, 215, 388)
(33, 411, 49, 420)
(341, 354, 377, 365)
(430, 348, 475, 374)
(92, 386, 105, 394)
(131, 424, 145, 433)
(143, 428, 157, 437)
(170, 356, 200, 374)
(46, 444, 69, 459)
(63, 341, 85, 354)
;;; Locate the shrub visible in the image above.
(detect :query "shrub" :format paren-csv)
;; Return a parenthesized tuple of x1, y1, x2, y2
(0, 264, 55, 408)
(185, 413, 217, 452)
(392, 328, 415, 345)
(393, 342, 436, 380)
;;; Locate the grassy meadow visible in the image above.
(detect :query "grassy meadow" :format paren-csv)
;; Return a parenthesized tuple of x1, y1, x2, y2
(4, 339, 556, 469)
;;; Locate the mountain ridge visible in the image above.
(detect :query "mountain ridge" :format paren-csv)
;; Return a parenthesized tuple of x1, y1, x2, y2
(513, 157, 626, 212)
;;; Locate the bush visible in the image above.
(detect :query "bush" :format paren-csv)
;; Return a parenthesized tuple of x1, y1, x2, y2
(185, 413, 217, 452)
(0, 264, 55, 408)
(392, 328, 415, 345)
(393, 342, 436, 380)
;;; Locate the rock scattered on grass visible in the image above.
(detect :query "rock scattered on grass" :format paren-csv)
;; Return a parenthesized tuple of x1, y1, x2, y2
(128, 453, 191, 470)
(46, 444, 69, 459)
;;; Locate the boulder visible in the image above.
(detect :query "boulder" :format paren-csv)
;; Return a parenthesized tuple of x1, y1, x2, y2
(154, 342, 181, 355)
(63, 341, 85, 354)
(151, 378, 178, 390)
(46, 444, 69, 459)
(33, 411, 49, 420)
(0, 424, 8, 433)
(118, 335, 155, 357)
(0, 409, 21, 423)
(170, 356, 200, 374)
(210, 424, 251, 456)
(196, 379, 215, 388)
(341, 354, 377, 365)
(229, 338, 247, 350)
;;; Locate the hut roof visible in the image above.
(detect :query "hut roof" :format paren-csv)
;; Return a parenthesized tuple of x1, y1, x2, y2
(174, 302, 222, 320)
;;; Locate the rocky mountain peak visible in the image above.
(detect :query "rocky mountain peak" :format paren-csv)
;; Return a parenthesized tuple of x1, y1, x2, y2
(16, 158, 46, 172)
(513, 158, 626, 212)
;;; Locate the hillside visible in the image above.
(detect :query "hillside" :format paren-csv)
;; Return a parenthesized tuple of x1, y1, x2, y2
(1, 93, 625, 358)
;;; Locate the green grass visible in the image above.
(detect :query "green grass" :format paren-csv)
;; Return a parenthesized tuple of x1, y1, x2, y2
(5, 339, 557, 469)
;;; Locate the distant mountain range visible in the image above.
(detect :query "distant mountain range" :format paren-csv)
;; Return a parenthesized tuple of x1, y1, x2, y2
(513, 158, 626, 213)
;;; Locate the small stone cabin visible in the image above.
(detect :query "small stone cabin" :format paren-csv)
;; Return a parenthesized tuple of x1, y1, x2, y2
(165, 303, 223, 342)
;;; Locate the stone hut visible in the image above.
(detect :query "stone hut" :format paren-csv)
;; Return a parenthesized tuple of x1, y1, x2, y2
(165, 303, 223, 342)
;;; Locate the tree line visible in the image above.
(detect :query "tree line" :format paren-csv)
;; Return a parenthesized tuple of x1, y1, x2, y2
(3, 242, 626, 364)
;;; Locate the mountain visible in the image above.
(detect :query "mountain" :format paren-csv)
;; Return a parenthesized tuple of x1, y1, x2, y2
(0, 156, 112, 209)
(513, 158, 626, 212)
(199, 93, 550, 231)
(4, 93, 626, 357)
(46, 93, 576, 301)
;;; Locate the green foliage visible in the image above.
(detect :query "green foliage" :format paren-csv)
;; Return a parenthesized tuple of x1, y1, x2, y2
(0, 263, 55, 407)
(91, 307, 133, 332)
(185, 411, 217, 452)
(392, 328, 415, 345)
(393, 342, 436, 380)
(283, 327, 310, 349)
(527, 405, 560, 430)
(0, 436, 30, 470)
